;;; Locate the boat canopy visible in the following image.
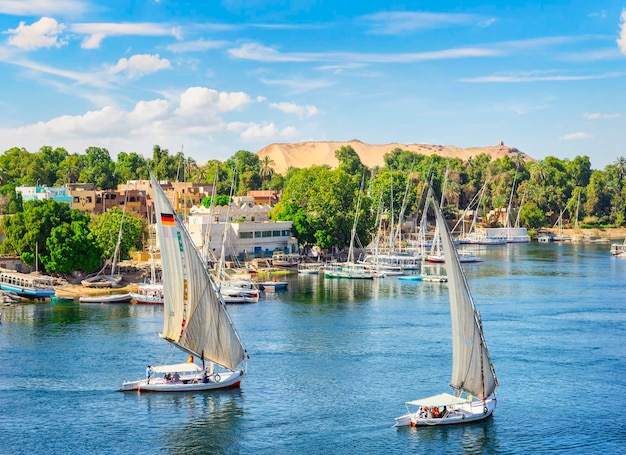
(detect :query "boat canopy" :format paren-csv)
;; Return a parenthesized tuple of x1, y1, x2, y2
(151, 363, 202, 374)
(406, 392, 468, 407)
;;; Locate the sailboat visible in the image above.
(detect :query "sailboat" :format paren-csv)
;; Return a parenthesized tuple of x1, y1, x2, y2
(395, 192, 498, 426)
(82, 195, 129, 288)
(119, 174, 248, 392)
(130, 206, 164, 305)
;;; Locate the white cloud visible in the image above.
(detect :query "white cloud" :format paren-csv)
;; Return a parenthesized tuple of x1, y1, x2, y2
(584, 113, 622, 119)
(359, 11, 494, 35)
(239, 123, 296, 142)
(618, 9, 626, 54)
(0, 86, 295, 156)
(269, 102, 318, 118)
(70, 22, 182, 49)
(175, 87, 252, 117)
(166, 39, 228, 53)
(559, 132, 594, 140)
(6, 17, 67, 50)
(108, 54, 171, 77)
(0, 0, 89, 16)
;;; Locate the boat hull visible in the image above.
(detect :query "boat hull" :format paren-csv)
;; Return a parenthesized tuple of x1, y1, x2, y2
(395, 397, 496, 427)
(79, 293, 132, 304)
(119, 370, 244, 392)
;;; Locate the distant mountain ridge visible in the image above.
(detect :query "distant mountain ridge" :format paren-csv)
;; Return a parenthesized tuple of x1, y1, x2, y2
(256, 139, 534, 174)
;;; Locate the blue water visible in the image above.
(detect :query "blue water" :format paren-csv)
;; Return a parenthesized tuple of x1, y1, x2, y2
(1, 243, 625, 454)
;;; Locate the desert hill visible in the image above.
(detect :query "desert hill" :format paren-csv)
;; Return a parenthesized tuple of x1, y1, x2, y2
(256, 139, 533, 174)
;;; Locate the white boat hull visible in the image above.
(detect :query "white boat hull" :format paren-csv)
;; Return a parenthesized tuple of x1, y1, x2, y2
(119, 370, 244, 392)
(395, 397, 496, 427)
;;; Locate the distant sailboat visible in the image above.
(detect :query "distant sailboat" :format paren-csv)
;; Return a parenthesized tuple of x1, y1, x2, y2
(119, 174, 248, 392)
(395, 192, 498, 426)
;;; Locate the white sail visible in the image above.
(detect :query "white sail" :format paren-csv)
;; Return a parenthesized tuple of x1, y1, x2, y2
(151, 174, 245, 371)
(432, 195, 496, 399)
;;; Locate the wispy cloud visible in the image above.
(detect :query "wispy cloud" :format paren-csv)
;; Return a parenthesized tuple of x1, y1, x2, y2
(559, 48, 623, 62)
(6, 17, 67, 50)
(166, 39, 228, 53)
(584, 112, 622, 119)
(107, 54, 171, 77)
(260, 77, 334, 93)
(70, 22, 182, 49)
(269, 102, 319, 118)
(460, 70, 626, 83)
(618, 9, 626, 54)
(2, 57, 108, 87)
(559, 132, 594, 140)
(0, 0, 90, 16)
(229, 42, 500, 64)
(359, 11, 495, 35)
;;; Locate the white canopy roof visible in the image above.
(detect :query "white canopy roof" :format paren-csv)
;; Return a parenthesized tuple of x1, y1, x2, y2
(151, 363, 201, 374)
(406, 393, 468, 407)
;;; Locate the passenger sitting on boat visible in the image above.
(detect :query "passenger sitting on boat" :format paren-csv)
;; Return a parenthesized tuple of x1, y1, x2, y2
(164, 372, 172, 381)
(172, 372, 180, 382)
(419, 406, 428, 418)
(202, 371, 209, 383)
(431, 407, 440, 418)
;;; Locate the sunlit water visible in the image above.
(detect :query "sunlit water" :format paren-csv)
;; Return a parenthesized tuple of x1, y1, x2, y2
(1, 243, 624, 454)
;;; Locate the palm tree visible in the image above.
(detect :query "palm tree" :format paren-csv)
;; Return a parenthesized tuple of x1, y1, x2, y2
(260, 155, 275, 181)
(512, 151, 526, 171)
(614, 157, 626, 185)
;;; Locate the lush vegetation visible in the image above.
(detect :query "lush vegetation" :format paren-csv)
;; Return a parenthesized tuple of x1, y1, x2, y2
(0, 142, 624, 270)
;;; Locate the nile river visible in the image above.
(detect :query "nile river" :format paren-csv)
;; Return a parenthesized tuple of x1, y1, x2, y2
(0, 242, 624, 454)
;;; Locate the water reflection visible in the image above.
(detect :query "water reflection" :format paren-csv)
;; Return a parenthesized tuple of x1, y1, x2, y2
(139, 390, 244, 453)
(401, 418, 500, 454)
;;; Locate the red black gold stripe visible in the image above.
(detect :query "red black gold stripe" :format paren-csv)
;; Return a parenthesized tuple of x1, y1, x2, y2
(161, 213, 175, 226)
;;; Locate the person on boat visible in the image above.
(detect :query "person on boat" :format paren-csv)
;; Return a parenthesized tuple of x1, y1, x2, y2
(146, 365, 153, 384)
(202, 370, 209, 383)
(164, 372, 172, 381)
(172, 372, 180, 382)
(187, 355, 194, 363)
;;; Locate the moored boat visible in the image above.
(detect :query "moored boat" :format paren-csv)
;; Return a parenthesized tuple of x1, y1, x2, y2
(0, 269, 55, 299)
(79, 293, 132, 304)
(130, 283, 164, 304)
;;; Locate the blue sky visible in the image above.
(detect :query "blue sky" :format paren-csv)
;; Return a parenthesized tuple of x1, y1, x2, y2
(0, 0, 624, 170)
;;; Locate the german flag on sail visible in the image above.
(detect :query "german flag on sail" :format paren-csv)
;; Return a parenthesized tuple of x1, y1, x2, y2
(161, 213, 176, 226)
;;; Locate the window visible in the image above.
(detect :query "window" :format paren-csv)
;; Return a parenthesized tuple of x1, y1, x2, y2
(262, 231, 272, 238)
(86, 197, 92, 203)
(283, 230, 291, 236)
(239, 232, 253, 239)
(272, 230, 281, 237)
(254, 231, 262, 238)
(73, 197, 79, 203)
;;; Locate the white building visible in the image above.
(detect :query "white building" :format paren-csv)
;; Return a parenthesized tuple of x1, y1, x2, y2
(187, 204, 297, 261)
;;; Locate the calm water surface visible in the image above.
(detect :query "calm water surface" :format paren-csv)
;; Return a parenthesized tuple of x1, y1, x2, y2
(1, 243, 624, 454)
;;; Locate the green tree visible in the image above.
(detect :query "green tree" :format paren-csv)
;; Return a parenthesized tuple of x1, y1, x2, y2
(116, 152, 149, 182)
(79, 147, 117, 189)
(0, 199, 89, 271)
(90, 208, 144, 264)
(271, 166, 374, 250)
(519, 202, 545, 229)
(44, 221, 102, 273)
(0, 184, 23, 214)
(201, 195, 231, 208)
(335, 145, 365, 176)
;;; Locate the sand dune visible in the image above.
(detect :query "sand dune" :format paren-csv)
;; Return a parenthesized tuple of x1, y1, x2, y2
(256, 139, 533, 174)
